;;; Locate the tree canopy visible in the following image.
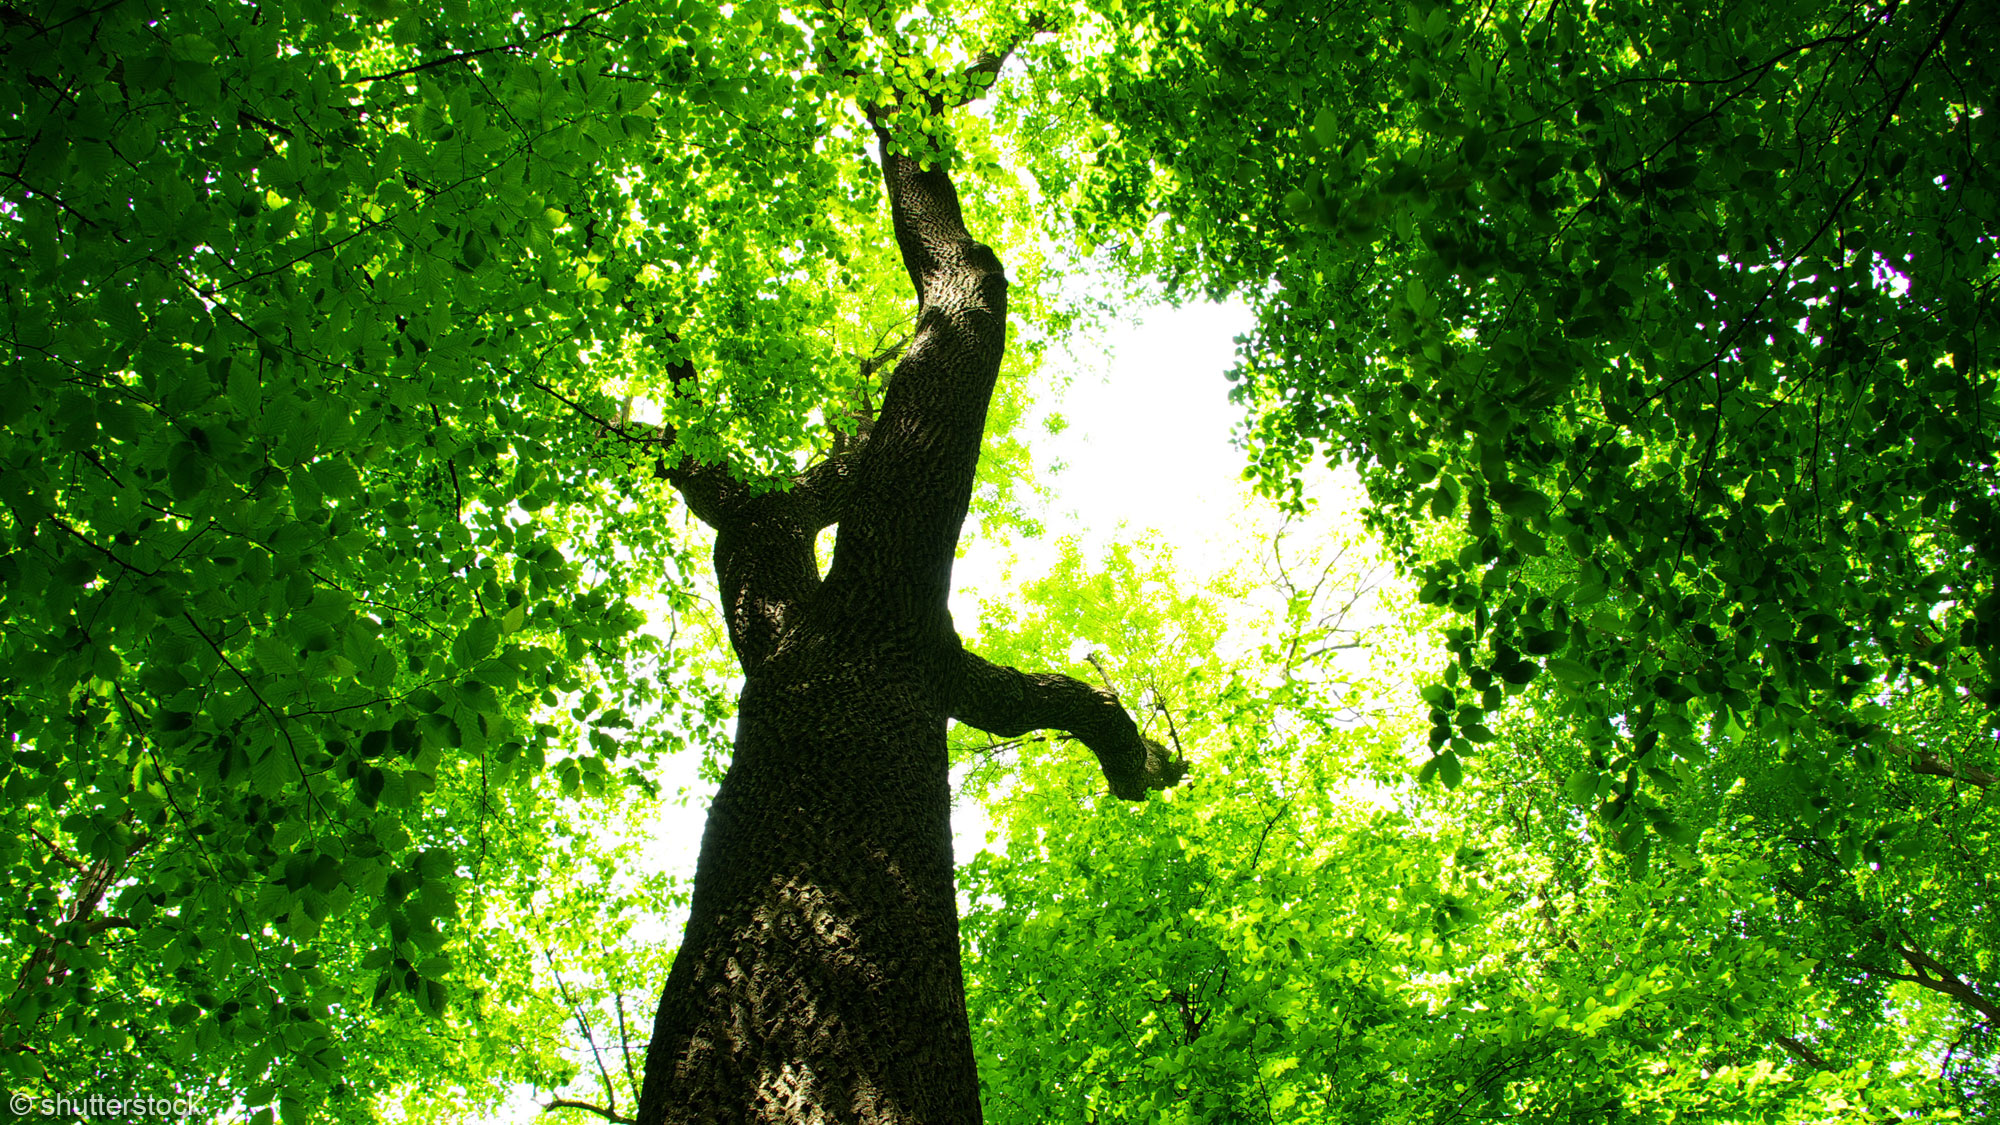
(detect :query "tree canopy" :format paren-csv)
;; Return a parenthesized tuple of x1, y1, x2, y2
(2, 0, 1994, 1120)
(1023, 0, 1996, 826)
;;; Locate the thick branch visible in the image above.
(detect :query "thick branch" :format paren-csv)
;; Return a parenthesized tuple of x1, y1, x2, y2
(643, 345, 825, 666)
(789, 452, 857, 531)
(657, 76, 1016, 656)
(872, 127, 1001, 309)
(1817, 930, 2000, 1027)
(807, 127, 1005, 608)
(949, 648, 1186, 801)
(1895, 941, 2000, 1025)
(707, 506, 821, 668)
(652, 349, 750, 528)
(1773, 871, 2000, 1026)
(12, 830, 147, 998)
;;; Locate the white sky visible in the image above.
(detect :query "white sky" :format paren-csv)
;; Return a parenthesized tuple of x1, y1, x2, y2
(954, 297, 1260, 600)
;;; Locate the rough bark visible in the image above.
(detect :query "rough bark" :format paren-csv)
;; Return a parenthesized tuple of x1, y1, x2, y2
(636, 122, 1178, 1124)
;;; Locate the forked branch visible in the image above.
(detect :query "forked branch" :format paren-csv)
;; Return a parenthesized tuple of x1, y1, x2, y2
(647, 344, 828, 667)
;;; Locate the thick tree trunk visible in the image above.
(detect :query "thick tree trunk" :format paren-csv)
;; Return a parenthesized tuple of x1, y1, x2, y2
(634, 119, 1001, 1124)
(636, 115, 1182, 1124)
(635, 624, 978, 1123)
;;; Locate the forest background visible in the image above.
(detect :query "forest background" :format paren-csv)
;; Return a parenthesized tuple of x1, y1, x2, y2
(1, 0, 1994, 1121)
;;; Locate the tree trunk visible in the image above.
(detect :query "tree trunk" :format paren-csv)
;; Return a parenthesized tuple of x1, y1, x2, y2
(635, 117, 1182, 1124)
(635, 619, 978, 1123)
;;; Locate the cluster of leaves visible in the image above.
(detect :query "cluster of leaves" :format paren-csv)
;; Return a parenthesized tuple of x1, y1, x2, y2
(1004, 0, 2000, 1057)
(383, 789, 691, 1124)
(1488, 689, 1999, 1113)
(957, 528, 1977, 1121)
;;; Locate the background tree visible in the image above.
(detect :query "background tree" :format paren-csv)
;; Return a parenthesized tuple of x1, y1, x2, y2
(956, 518, 1973, 1122)
(1, 0, 760, 1111)
(1002, 0, 1999, 1059)
(1021, 0, 1997, 811)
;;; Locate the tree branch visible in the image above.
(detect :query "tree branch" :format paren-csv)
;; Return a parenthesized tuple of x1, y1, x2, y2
(637, 339, 826, 665)
(26, 827, 84, 872)
(949, 647, 1186, 800)
(542, 1098, 636, 1124)
(1820, 944, 2000, 1026)
(650, 346, 750, 528)
(1890, 739, 1996, 789)
(543, 946, 620, 1120)
(181, 612, 325, 821)
(871, 124, 1003, 309)
(1773, 1033, 1828, 1070)
(1894, 941, 2000, 1025)
(349, 0, 643, 84)
(805, 126, 1008, 608)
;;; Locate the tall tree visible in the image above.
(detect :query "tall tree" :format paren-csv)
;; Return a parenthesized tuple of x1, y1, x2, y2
(1, 0, 1175, 1119)
(11, 0, 1993, 1120)
(631, 86, 1183, 1125)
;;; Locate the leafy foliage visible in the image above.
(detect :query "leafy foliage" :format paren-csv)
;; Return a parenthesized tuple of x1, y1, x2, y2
(3, 0, 1068, 1111)
(6, 0, 1997, 1118)
(0, 0, 856, 1110)
(1023, 0, 1996, 947)
(958, 527, 1973, 1122)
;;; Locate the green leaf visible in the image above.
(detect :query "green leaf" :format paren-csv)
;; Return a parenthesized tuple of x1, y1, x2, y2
(1547, 657, 1597, 683)
(1653, 163, 1699, 190)
(1563, 769, 1598, 805)
(1437, 752, 1462, 790)
(1311, 107, 1341, 152)
(169, 444, 209, 501)
(453, 617, 499, 666)
(1495, 486, 1549, 518)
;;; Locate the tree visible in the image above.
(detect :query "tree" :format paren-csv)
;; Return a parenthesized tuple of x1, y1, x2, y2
(1009, 0, 1999, 1035)
(628, 75, 1186, 1125)
(1024, 0, 1996, 811)
(2, 0, 774, 1111)
(8, 0, 1996, 1120)
(955, 513, 1971, 1122)
(1, 0, 1177, 1120)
